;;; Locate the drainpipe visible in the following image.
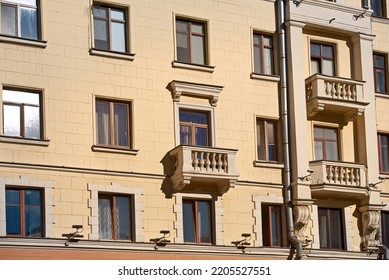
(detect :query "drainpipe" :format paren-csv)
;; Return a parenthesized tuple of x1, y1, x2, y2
(278, 0, 303, 259)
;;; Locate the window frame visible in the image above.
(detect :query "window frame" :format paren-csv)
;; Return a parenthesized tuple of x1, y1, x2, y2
(256, 118, 279, 162)
(253, 32, 275, 76)
(378, 133, 389, 174)
(261, 203, 285, 247)
(5, 186, 44, 237)
(182, 198, 214, 244)
(371, 0, 387, 18)
(373, 52, 387, 94)
(382, 211, 389, 247)
(318, 207, 345, 250)
(313, 126, 340, 161)
(94, 98, 133, 151)
(179, 109, 210, 146)
(98, 192, 134, 241)
(310, 42, 336, 76)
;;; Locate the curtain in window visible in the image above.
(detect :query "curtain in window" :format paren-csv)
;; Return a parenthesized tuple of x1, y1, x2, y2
(318, 209, 328, 248)
(98, 197, 113, 239)
(114, 103, 128, 147)
(96, 101, 110, 145)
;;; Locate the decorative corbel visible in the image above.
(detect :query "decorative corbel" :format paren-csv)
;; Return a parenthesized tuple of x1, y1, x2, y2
(361, 210, 380, 250)
(293, 205, 311, 242)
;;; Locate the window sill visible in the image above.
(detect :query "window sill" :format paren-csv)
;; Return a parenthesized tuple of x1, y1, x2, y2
(250, 73, 280, 82)
(0, 35, 47, 48)
(172, 61, 215, 73)
(89, 48, 135, 61)
(0, 136, 50, 146)
(253, 161, 284, 169)
(372, 16, 389, 24)
(375, 92, 389, 99)
(91, 145, 139, 155)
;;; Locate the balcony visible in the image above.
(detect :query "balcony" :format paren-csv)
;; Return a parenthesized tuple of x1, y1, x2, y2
(168, 145, 239, 194)
(309, 160, 368, 198)
(305, 74, 368, 122)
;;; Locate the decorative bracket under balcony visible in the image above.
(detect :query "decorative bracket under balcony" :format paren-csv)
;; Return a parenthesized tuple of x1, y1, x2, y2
(305, 74, 368, 123)
(168, 145, 239, 194)
(167, 80, 224, 107)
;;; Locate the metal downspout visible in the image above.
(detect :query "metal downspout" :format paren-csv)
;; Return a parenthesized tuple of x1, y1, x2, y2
(278, 0, 303, 259)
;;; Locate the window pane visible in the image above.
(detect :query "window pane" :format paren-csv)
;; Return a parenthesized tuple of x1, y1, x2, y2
(322, 45, 333, 58)
(270, 206, 281, 246)
(310, 43, 320, 57)
(311, 60, 319, 75)
(96, 101, 110, 145)
(25, 205, 42, 237)
(375, 54, 385, 68)
(176, 20, 188, 32)
(314, 127, 324, 138)
(3, 90, 40, 105)
(6, 205, 21, 235)
(322, 59, 334, 76)
(113, 103, 129, 147)
(254, 46, 262, 73)
(318, 209, 328, 248)
(24, 105, 40, 139)
(263, 36, 272, 46)
(1, 4, 17, 36)
(24, 189, 41, 206)
(111, 22, 126, 52)
(263, 48, 273, 75)
(257, 121, 266, 160)
(382, 212, 389, 247)
(376, 70, 386, 92)
(195, 127, 207, 146)
(380, 135, 389, 172)
(7, 0, 36, 5)
(94, 18, 108, 50)
(197, 201, 211, 243)
(176, 33, 190, 63)
(111, 8, 124, 20)
(180, 111, 208, 124)
(192, 35, 205, 65)
(192, 23, 204, 34)
(326, 141, 339, 161)
(180, 125, 192, 145)
(3, 105, 21, 136)
(314, 141, 324, 160)
(253, 34, 260, 45)
(115, 196, 131, 240)
(6, 189, 20, 205)
(20, 7, 38, 39)
(183, 201, 196, 242)
(98, 196, 113, 239)
(324, 128, 337, 140)
(329, 209, 343, 249)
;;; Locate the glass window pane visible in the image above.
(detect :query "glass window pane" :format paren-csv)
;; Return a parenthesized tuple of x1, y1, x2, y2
(382, 212, 389, 247)
(183, 201, 196, 242)
(191, 23, 204, 34)
(310, 43, 320, 57)
(180, 111, 207, 124)
(93, 6, 107, 18)
(8, 0, 37, 5)
(254, 46, 262, 73)
(270, 206, 281, 246)
(314, 127, 324, 138)
(1, 4, 17, 36)
(329, 209, 343, 249)
(176, 20, 188, 32)
(24, 189, 41, 206)
(257, 121, 266, 160)
(3, 90, 40, 105)
(197, 201, 211, 243)
(195, 127, 207, 146)
(322, 60, 334, 76)
(322, 45, 333, 58)
(20, 7, 38, 39)
(267, 122, 275, 144)
(253, 34, 260, 45)
(180, 125, 192, 145)
(263, 48, 273, 75)
(111, 22, 126, 52)
(192, 35, 205, 65)
(176, 33, 190, 63)
(113, 103, 129, 147)
(3, 105, 21, 136)
(24, 106, 40, 139)
(6, 189, 20, 204)
(6, 205, 21, 235)
(98, 196, 113, 239)
(115, 196, 131, 240)
(311, 60, 319, 75)
(380, 135, 389, 172)
(111, 8, 124, 20)
(263, 36, 272, 46)
(314, 141, 324, 160)
(375, 55, 385, 68)
(324, 128, 337, 140)
(326, 141, 339, 161)
(25, 205, 42, 237)
(96, 101, 110, 145)
(376, 70, 386, 92)
(318, 209, 328, 248)
(94, 18, 108, 50)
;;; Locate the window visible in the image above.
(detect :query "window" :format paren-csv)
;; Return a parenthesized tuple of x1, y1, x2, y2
(374, 53, 387, 93)
(92, 4, 127, 53)
(6, 187, 43, 237)
(176, 18, 206, 65)
(98, 193, 133, 240)
(179, 110, 210, 146)
(318, 208, 344, 250)
(253, 33, 274, 75)
(378, 134, 389, 173)
(310, 43, 335, 76)
(257, 119, 278, 162)
(183, 199, 213, 244)
(2, 88, 42, 139)
(314, 126, 339, 161)
(262, 204, 284, 247)
(95, 99, 131, 149)
(1, 0, 39, 40)
(382, 211, 389, 247)
(371, 0, 386, 17)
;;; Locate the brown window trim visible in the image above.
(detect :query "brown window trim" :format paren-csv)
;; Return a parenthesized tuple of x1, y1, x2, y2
(261, 204, 285, 247)
(179, 109, 210, 146)
(373, 52, 387, 94)
(313, 126, 339, 161)
(310, 42, 336, 76)
(256, 119, 279, 162)
(378, 133, 389, 173)
(253, 33, 274, 75)
(318, 207, 345, 250)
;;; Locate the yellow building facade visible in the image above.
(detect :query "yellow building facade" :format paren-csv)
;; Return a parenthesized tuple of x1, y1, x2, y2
(0, 0, 388, 260)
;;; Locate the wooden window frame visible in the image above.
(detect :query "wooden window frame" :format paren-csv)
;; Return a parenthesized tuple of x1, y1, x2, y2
(98, 193, 134, 241)
(253, 33, 274, 75)
(371, 0, 387, 17)
(378, 133, 389, 173)
(313, 126, 339, 161)
(175, 18, 207, 65)
(1, 0, 41, 40)
(310, 42, 335, 76)
(179, 109, 210, 146)
(183, 198, 214, 244)
(2, 88, 43, 139)
(382, 211, 389, 247)
(5, 187, 44, 237)
(95, 98, 132, 149)
(257, 119, 278, 162)
(92, 3, 128, 53)
(373, 53, 387, 94)
(318, 207, 345, 250)
(261, 204, 284, 247)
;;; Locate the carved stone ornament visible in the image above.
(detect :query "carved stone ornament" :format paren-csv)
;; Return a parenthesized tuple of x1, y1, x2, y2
(361, 210, 380, 249)
(293, 205, 311, 242)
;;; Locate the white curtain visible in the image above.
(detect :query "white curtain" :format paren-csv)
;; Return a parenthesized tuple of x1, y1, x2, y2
(98, 198, 112, 239)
